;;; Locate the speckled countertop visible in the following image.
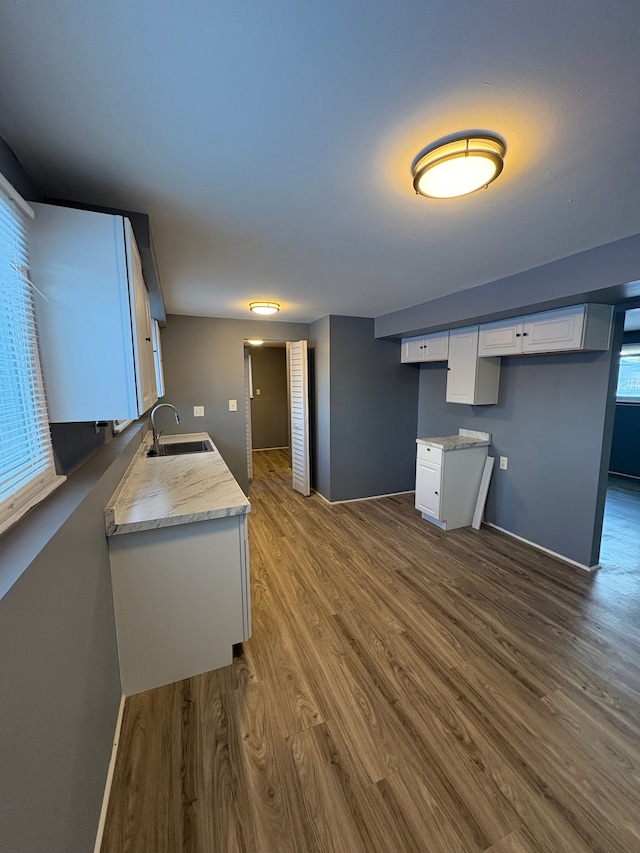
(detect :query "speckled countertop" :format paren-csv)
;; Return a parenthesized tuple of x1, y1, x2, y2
(105, 432, 250, 536)
(416, 429, 491, 451)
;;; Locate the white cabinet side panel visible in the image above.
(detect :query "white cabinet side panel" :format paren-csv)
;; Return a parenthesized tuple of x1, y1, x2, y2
(126, 223, 157, 414)
(109, 517, 245, 695)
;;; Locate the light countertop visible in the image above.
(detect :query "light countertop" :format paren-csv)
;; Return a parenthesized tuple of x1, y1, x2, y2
(417, 429, 491, 451)
(105, 432, 250, 536)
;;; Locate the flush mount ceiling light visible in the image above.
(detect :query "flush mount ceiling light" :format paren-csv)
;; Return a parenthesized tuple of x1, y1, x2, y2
(411, 134, 506, 199)
(246, 339, 264, 346)
(249, 301, 280, 315)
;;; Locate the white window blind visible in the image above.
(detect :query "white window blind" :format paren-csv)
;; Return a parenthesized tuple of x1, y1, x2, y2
(0, 173, 64, 535)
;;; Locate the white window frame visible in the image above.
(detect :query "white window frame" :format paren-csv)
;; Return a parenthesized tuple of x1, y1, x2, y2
(0, 172, 65, 535)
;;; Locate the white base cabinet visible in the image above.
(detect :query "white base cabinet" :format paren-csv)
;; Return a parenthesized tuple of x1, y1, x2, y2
(477, 304, 612, 357)
(446, 326, 500, 405)
(30, 203, 158, 422)
(416, 441, 489, 530)
(108, 514, 250, 696)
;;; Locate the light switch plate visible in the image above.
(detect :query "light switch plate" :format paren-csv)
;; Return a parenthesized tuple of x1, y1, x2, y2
(193, 406, 204, 417)
(229, 399, 238, 412)
(500, 456, 508, 470)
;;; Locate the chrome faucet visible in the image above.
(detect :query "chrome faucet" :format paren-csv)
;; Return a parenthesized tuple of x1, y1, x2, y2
(150, 403, 180, 456)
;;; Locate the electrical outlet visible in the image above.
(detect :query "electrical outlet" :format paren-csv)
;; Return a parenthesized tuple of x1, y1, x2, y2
(255, 388, 261, 395)
(500, 456, 508, 470)
(193, 406, 204, 417)
(228, 399, 238, 412)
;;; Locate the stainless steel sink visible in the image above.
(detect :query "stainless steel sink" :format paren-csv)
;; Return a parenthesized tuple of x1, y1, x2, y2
(148, 440, 214, 457)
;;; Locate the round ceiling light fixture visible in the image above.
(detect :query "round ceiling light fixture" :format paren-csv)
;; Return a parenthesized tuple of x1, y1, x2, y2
(411, 134, 506, 199)
(246, 339, 264, 346)
(249, 301, 280, 315)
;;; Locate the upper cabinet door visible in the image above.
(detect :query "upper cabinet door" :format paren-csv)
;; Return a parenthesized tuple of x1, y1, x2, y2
(446, 326, 500, 405)
(423, 331, 449, 361)
(478, 317, 525, 356)
(521, 306, 586, 353)
(446, 327, 480, 404)
(401, 336, 426, 362)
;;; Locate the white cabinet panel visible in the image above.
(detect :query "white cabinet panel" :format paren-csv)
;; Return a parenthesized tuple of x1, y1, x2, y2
(478, 318, 525, 356)
(415, 458, 441, 517)
(521, 306, 584, 352)
(446, 326, 500, 405)
(402, 336, 425, 362)
(478, 304, 612, 357)
(401, 331, 449, 363)
(109, 514, 249, 695)
(424, 331, 449, 361)
(30, 203, 158, 422)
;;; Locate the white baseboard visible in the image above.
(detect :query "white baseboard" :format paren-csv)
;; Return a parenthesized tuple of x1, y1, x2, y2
(486, 523, 600, 573)
(94, 693, 126, 853)
(314, 489, 414, 505)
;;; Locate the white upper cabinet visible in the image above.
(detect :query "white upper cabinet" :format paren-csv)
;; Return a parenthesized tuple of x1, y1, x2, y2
(446, 326, 500, 405)
(30, 203, 158, 422)
(401, 330, 449, 363)
(478, 304, 612, 357)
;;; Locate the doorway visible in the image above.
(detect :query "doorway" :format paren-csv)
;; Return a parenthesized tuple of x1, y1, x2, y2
(599, 306, 640, 572)
(244, 339, 310, 496)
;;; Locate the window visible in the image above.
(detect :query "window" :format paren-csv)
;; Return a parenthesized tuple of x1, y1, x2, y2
(0, 173, 64, 535)
(616, 343, 640, 403)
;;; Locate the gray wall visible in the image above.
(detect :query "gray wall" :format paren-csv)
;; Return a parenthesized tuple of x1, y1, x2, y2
(416, 343, 619, 567)
(1, 135, 133, 853)
(0, 427, 143, 853)
(161, 315, 309, 493)
(250, 346, 288, 449)
(0, 135, 41, 201)
(376, 233, 640, 339)
(311, 316, 419, 503)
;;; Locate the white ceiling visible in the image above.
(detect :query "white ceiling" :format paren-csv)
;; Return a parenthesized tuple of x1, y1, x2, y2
(2, 0, 640, 324)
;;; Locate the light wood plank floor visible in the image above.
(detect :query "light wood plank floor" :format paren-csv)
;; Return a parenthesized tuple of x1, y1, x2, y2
(102, 449, 640, 853)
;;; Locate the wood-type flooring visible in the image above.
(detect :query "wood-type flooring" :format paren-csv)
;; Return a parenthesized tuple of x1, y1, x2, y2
(600, 473, 640, 573)
(101, 450, 640, 853)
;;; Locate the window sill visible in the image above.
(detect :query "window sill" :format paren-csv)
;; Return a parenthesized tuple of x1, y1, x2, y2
(0, 422, 145, 599)
(0, 474, 67, 538)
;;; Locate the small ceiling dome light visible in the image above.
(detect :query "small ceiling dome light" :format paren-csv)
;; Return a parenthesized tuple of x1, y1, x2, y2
(412, 134, 506, 199)
(249, 301, 280, 315)
(247, 339, 264, 346)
